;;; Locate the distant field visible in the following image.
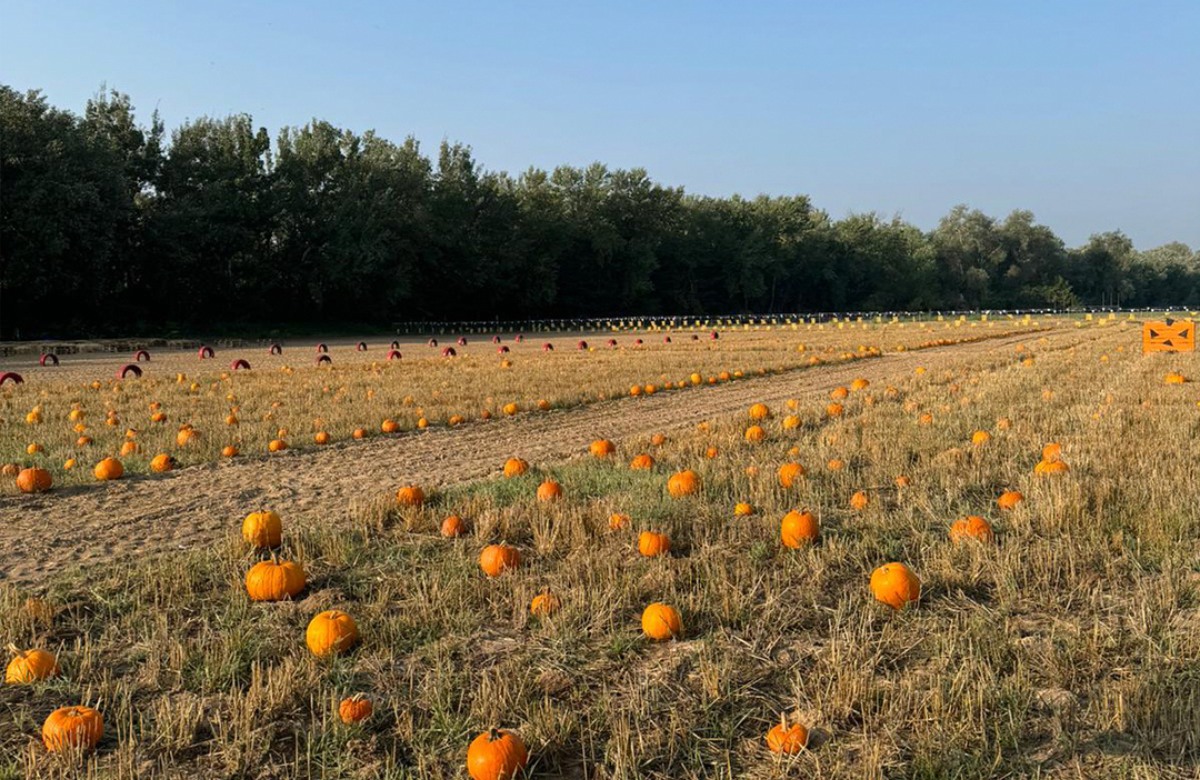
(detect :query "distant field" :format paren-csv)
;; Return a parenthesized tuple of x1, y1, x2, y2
(2, 316, 1198, 779)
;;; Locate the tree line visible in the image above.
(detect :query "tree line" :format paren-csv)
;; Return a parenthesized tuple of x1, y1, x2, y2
(2, 86, 1198, 338)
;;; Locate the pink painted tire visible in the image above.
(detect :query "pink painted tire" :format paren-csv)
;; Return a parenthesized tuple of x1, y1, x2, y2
(198, 346, 214, 359)
(315, 354, 332, 365)
(515, 334, 524, 343)
(316, 343, 329, 353)
(542, 342, 554, 352)
(497, 345, 510, 354)
(441, 347, 457, 358)
(634, 339, 644, 346)
(428, 338, 438, 348)
(268, 343, 283, 355)
(390, 340, 401, 350)
(356, 341, 368, 352)
(39, 353, 59, 367)
(457, 337, 468, 346)
(231, 359, 251, 371)
(663, 336, 672, 343)
(710, 331, 720, 340)
(607, 339, 618, 348)
(116, 364, 141, 380)
(134, 349, 151, 362)
(492, 336, 501, 344)
(387, 350, 402, 361)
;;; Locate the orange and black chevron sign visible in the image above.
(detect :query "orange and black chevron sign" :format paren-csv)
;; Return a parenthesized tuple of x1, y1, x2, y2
(1142, 320, 1195, 353)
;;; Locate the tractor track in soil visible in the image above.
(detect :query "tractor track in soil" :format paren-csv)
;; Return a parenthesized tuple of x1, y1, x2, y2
(0, 328, 1083, 587)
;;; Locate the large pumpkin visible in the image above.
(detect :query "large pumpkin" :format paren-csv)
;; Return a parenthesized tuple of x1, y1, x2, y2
(502, 458, 529, 478)
(441, 515, 469, 538)
(641, 602, 682, 640)
(667, 470, 700, 498)
(15, 467, 52, 493)
(245, 559, 306, 601)
(589, 439, 616, 458)
(480, 544, 521, 577)
(242, 510, 282, 548)
(150, 453, 176, 473)
(777, 462, 805, 488)
(306, 610, 359, 657)
(42, 706, 104, 753)
(467, 728, 529, 780)
(780, 510, 819, 548)
(748, 403, 771, 421)
(869, 563, 921, 610)
(536, 480, 563, 502)
(93, 457, 124, 481)
(638, 531, 671, 558)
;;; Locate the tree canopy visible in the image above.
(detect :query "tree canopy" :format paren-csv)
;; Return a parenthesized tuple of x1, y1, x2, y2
(2, 85, 1197, 338)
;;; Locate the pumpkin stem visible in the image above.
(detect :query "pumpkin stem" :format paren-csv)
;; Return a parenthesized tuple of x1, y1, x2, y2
(6, 642, 21, 656)
(489, 727, 502, 741)
(779, 711, 787, 730)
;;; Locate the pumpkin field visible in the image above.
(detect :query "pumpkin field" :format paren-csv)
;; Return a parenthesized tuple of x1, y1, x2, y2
(1, 316, 1199, 779)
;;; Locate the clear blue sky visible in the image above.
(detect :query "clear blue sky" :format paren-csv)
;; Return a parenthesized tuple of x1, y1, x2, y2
(3, 0, 1198, 248)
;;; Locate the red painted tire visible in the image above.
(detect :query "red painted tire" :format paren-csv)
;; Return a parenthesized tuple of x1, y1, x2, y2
(441, 347, 457, 358)
(316, 354, 332, 365)
(198, 346, 214, 359)
(387, 350, 402, 361)
(515, 334, 524, 343)
(134, 349, 151, 362)
(356, 341, 367, 352)
(39, 353, 59, 366)
(497, 345, 510, 354)
(457, 337, 468, 346)
(577, 340, 588, 350)
(428, 338, 438, 348)
(231, 359, 251, 371)
(542, 343, 554, 352)
(710, 331, 720, 340)
(663, 336, 672, 343)
(316, 343, 328, 353)
(390, 340, 400, 349)
(268, 343, 283, 355)
(634, 339, 644, 346)
(492, 336, 501, 344)
(607, 339, 618, 348)
(116, 364, 142, 379)
(0, 372, 24, 385)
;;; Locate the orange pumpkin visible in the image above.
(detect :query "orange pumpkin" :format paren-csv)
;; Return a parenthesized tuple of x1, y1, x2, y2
(242, 510, 282, 548)
(629, 453, 655, 470)
(1042, 442, 1063, 461)
(338, 694, 373, 724)
(42, 705, 103, 753)
(93, 457, 124, 481)
(5, 644, 59, 683)
(782, 415, 802, 430)
(667, 470, 700, 498)
(245, 558, 306, 601)
(949, 515, 994, 544)
(352, 428, 367, 440)
(997, 490, 1024, 510)
(441, 515, 469, 538)
(479, 544, 521, 577)
(589, 439, 616, 458)
(849, 377, 870, 392)
(221, 445, 239, 458)
(780, 510, 819, 548)
(502, 458, 529, 478)
(748, 403, 771, 420)
(894, 475, 912, 488)
(381, 419, 400, 433)
(744, 425, 766, 443)
(869, 562, 921, 610)
(734, 502, 755, 517)
(849, 490, 869, 510)
(777, 462, 805, 488)
(467, 728, 529, 780)
(638, 531, 671, 558)
(396, 485, 426, 506)
(970, 430, 991, 446)
(608, 512, 631, 530)
(15, 467, 52, 493)
(765, 714, 809, 754)
(305, 610, 359, 657)
(530, 589, 562, 617)
(314, 431, 331, 445)
(650, 433, 667, 446)
(149, 453, 176, 473)
(536, 480, 563, 502)
(826, 402, 844, 418)
(641, 602, 682, 640)
(268, 438, 288, 452)
(1034, 459, 1070, 476)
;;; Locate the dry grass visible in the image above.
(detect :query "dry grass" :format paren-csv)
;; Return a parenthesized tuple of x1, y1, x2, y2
(3, 317, 1199, 778)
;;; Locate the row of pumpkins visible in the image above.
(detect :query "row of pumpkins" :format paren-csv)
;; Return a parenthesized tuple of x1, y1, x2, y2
(7, 388, 1074, 774)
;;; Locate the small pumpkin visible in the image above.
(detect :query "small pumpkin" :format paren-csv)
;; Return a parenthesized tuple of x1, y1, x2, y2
(502, 457, 529, 478)
(748, 403, 771, 420)
(221, 445, 239, 458)
(1041, 442, 1063, 462)
(589, 439, 616, 458)
(5, 644, 59, 684)
(949, 515, 994, 544)
(245, 558, 307, 601)
(780, 510, 819, 548)
(997, 490, 1024, 510)
(782, 415, 802, 430)
(306, 610, 359, 657)
(765, 713, 809, 754)
(268, 438, 288, 452)
(536, 480, 563, 502)
(826, 402, 844, 418)
(777, 462, 805, 488)
(608, 512, 630, 530)
(667, 470, 700, 498)
(744, 425, 766, 443)
(970, 430, 991, 446)
(441, 515, 469, 538)
(638, 531, 671, 558)
(1034, 459, 1070, 475)
(829, 386, 849, 400)
(467, 728, 529, 780)
(381, 419, 400, 433)
(530, 589, 562, 617)
(894, 475, 911, 488)
(849, 377, 870, 392)
(15, 467, 52, 493)
(479, 544, 521, 577)
(314, 431, 331, 445)
(396, 485, 426, 506)
(650, 433, 667, 446)
(849, 490, 869, 510)
(629, 453, 655, 470)
(734, 502, 755, 517)
(641, 602, 682, 640)
(352, 428, 367, 440)
(42, 705, 103, 753)
(338, 694, 373, 724)
(870, 562, 921, 610)
(150, 453, 176, 473)
(93, 457, 124, 481)
(242, 510, 282, 548)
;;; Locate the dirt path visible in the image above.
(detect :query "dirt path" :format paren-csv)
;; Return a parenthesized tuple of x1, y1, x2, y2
(0, 329, 1083, 587)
